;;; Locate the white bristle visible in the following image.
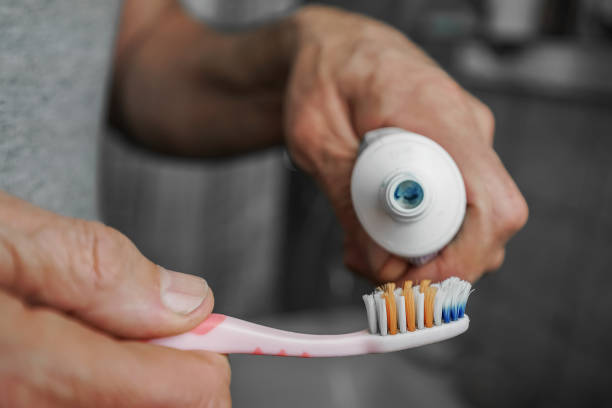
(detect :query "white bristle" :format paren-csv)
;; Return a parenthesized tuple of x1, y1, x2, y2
(443, 289, 452, 316)
(375, 295, 388, 335)
(362, 294, 378, 334)
(451, 285, 461, 312)
(396, 294, 407, 333)
(462, 286, 473, 305)
(362, 277, 473, 336)
(434, 289, 445, 326)
(416, 292, 425, 330)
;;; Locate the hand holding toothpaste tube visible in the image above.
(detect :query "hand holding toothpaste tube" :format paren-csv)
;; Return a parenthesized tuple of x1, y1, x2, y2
(283, 7, 529, 284)
(113, 3, 528, 285)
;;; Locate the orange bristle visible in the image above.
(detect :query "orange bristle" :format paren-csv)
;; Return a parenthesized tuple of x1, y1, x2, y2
(424, 287, 437, 328)
(384, 284, 398, 335)
(420, 279, 431, 293)
(402, 281, 412, 300)
(403, 281, 415, 332)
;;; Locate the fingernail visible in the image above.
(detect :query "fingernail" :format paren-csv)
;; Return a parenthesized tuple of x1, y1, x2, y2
(159, 267, 209, 315)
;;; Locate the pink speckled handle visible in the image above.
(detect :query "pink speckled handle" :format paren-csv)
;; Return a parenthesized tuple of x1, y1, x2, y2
(149, 313, 470, 357)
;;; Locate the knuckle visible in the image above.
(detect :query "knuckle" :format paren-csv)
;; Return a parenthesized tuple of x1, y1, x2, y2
(436, 250, 461, 281)
(71, 220, 126, 292)
(194, 355, 232, 407)
(360, 48, 405, 84)
(289, 117, 319, 163)
(415, 77, 465, 105)
(409, 76, 472, 121)
(476, 103, 495, 142)
(211, 355, 232, 385)
(488, 249, 506, 271)
(27, 219, 134, 310)
(286, 103, 325, 174)
(288, 141, 317, 175)
(498, 188, 529, 234)
(287, 112, 356, 178)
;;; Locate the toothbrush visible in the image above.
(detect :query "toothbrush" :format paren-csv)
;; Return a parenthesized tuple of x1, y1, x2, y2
(150, 277, 472, 357)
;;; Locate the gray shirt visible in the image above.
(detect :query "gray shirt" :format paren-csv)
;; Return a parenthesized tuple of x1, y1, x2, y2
(0, 0, 121, 220)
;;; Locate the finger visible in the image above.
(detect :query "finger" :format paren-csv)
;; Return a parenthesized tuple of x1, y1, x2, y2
(378, 255, 408, 282)
(488, 247, 506, 272)
(343, 223, 393, 280)
(461, 89, 495, 146)
(0, 291, 231, 408)
(396, 203, 501, 284)
(0, 192, 212, 338)
(393, 155, 526, 285)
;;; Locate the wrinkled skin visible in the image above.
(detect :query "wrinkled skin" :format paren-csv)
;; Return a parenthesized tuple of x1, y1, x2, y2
(285, 6, 528, 284)
(0, 192, 231, 407)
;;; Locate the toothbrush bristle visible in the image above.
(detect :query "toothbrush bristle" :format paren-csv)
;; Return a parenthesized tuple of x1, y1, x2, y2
(424, 286, 437, 328)
(420, 279, 431, 293)
(363, 277, 472, 336)
(403, 281, 416, 332)
(416, 291, 425, 329)
(383, 284, 398, 335)
(375, 295, 387, 335)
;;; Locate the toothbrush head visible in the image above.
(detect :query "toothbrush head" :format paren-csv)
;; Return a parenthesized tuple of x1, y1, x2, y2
(362, 277, 473, 336)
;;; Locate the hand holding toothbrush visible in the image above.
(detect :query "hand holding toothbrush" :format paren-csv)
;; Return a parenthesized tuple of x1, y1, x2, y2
(0, 192, 230, 407)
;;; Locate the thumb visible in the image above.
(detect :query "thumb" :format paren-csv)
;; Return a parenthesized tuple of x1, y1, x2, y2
(0, 209, 213, 339)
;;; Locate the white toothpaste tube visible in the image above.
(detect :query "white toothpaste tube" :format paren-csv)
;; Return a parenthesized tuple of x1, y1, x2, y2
(350, 127, 466, 265)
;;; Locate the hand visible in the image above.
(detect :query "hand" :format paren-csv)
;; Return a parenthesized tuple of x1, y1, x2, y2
(0, 192, 230, 407)
(109, 1, 527, 284)
(284, 6, 529, 283)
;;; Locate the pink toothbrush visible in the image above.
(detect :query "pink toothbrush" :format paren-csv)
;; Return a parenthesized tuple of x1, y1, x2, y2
(150, 277, 472, 357)
(150, 312, 469, 357)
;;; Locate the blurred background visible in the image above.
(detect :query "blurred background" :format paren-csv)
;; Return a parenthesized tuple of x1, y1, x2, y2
(100, 0, 612, 407)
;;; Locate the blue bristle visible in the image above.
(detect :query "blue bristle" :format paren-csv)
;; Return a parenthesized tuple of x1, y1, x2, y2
(451, 306, 458, 321)
(443, 308, 450, 323)
(458, 304, 465, 318)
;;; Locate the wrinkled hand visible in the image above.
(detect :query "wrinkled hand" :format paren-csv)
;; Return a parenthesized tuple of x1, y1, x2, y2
(0, 192, 230, 407)
(284, 6, 528, 284)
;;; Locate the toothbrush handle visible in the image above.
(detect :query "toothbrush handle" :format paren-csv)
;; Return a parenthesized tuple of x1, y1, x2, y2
(149, 314, 372, 357)
(149, 314, 469, 357)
